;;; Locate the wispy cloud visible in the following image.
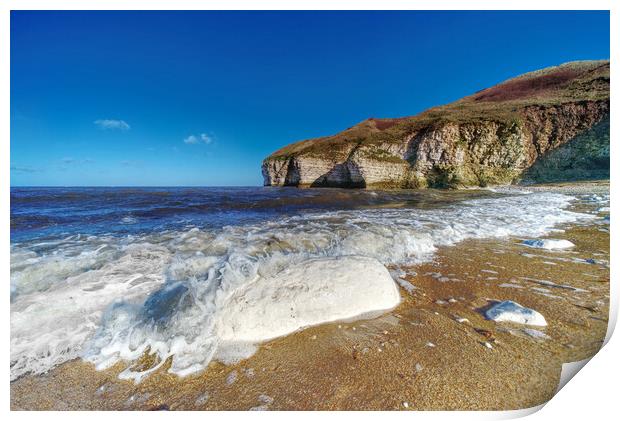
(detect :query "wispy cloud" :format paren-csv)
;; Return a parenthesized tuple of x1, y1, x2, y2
(94, 119, 131, 131)
(59, 157, 94, 165)
(55, 157, 96, 171)
(11, 165, 41, 173)
(184, 133, 214, 145)
(120, 160, 142, 168)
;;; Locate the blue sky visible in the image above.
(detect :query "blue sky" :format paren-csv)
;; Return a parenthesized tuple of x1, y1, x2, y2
(11, 11, 610, 186)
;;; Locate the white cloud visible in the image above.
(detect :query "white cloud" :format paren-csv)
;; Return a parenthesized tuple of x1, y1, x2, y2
(94, 119, 130, 131)
(184, 133, 214, 145)
(200, 133, 213, 144)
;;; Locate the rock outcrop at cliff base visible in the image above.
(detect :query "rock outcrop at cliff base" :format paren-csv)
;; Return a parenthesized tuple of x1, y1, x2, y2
(262, 60, 610, 188)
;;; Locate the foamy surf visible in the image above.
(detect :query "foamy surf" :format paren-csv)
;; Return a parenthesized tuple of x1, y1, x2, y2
(10, 190, 598, 381)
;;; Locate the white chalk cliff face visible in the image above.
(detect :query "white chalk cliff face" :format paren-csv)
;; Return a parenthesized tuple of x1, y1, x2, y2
(262, 60, 610, 189)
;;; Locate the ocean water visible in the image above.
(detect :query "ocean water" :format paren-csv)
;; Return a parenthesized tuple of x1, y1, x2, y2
(10, 187, 607, 381)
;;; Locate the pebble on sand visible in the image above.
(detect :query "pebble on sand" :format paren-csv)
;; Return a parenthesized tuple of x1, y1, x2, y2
(226, 370, 238, 385)
(195, 391, 210, 406)
(124, 392, 151, 407)
(260, 395, 274, 403)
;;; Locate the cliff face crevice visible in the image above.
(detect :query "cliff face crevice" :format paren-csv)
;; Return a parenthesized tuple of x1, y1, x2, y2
(262, 61, 610, 189)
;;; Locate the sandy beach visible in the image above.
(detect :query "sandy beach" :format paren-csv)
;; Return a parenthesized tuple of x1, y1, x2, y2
(10, 182, 610, 411)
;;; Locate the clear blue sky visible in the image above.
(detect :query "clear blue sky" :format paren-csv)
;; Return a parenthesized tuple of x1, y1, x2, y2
(11, 10, 610, 186)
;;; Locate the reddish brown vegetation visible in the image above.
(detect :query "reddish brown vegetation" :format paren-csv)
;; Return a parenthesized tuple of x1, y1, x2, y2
(369, 117, 408, 131)
(472, 69, 583, 102)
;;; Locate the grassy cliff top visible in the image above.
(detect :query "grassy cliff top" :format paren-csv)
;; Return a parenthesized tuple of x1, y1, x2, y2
(267, 60, 610, 160)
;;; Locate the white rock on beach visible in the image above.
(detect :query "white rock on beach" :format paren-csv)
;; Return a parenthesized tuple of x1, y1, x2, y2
(521, 239, 575, 250)
(218, 256, 400, 343)
(485, 300, 547, 326)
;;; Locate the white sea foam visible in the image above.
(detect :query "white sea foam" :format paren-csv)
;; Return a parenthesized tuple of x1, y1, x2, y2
(10, 240, 170, 380)
(10, 191, 594, 380)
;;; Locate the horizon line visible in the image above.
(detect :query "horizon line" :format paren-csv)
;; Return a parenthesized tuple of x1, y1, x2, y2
(10, 184, 267, 188)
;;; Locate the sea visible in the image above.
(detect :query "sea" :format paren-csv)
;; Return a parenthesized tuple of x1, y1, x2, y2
(10, 186, 609, 382)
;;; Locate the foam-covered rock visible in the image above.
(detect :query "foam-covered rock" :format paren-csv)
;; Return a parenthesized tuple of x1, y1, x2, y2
(218, 256, 400, 343)
(485, 300, 547, 326)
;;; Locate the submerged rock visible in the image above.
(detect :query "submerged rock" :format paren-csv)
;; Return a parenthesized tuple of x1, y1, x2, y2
(485, 300, 547, 326)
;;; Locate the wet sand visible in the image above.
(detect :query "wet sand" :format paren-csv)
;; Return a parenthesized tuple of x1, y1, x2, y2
(10, 183, 610, 411)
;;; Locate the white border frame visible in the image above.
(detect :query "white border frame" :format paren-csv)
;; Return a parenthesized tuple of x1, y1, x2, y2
(2, 2, 616, 420)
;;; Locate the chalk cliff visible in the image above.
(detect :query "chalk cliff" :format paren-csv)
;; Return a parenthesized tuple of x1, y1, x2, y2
(262, 60, 609, 188)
